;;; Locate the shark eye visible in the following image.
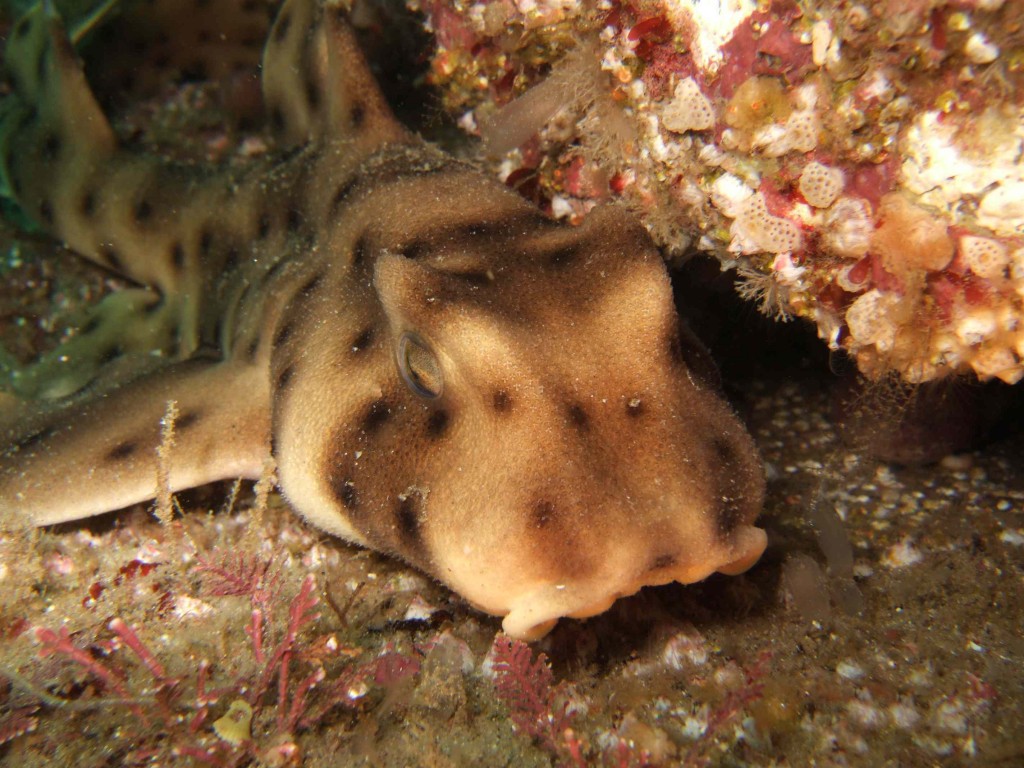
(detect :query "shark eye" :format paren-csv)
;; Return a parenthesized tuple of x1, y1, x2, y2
(397, 332, 443, 399)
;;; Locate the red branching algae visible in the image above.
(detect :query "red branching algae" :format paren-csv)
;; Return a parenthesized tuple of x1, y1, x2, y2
(35, 625, 150, 720)
(490, 635, 574, 755)
(683, 651, 772, 767)
(195, 551, 280, 603)
(10, 552, 423, 766)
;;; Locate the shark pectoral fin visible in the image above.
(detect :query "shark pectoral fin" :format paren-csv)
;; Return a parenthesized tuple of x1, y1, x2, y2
(5, 287, 179, 401)
(4, 0, 213, 302)
(261, 0, 407, 149)
(0, 359, 270, 527)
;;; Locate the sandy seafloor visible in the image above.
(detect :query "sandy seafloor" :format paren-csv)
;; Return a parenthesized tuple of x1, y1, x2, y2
(1, 9, 1023, 768)
(2, 208, 1022, 768)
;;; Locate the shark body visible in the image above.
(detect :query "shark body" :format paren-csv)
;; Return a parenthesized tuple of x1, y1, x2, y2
(0, 0, 766, 639)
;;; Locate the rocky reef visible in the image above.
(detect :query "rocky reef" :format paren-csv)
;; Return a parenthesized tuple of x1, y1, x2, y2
(415, 0, 1024, 384)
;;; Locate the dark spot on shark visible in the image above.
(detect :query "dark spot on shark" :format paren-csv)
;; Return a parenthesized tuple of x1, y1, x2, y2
(298, 271, 323, 299)
(98, 245, 123, 273)
(648, 553, 677, 572)
(714, 493, 744, 539)
(331, 176, 359, 214)
(334, 479, 358, 510)
(97, 344, 122, 366)
(360, 399, 391, 434)
(547, 244, 580, 268)
(177, 409, 202, 432)
(170, 242, 186, 270)
(395, 493, 424, 550)
(80, 190, 96, 218)
(304, 75, 320, 110)
(399, 239, 428, 260)
(13, 16, 30, 39)
(426, 410, 449, 439)
(224, 245, 240, 272)
(133, 197, 153, 224)
(493, 390, 512, 413)
(257, 212, 272, 240)
(567, 404, 589, 431)
(709, 436, 738, 468)
(666, 325, 720, 390)
(144, 295, 164, 315)
(350, 327, 373, 353)
(105, 440, 139, 462)
(274, 321, 294, 347)
(273, 10, 292, 43)
(351, 234, 369, 266)
(245, 336, 260, 360)
(532, 500, 556, 528)
(270, 106, 285, 133)
(276, 363, 295, 390)
(36, 43, 48, 83)
(12, 424, 59, 453)
(449, 211, 552, 242)
(199, 228, 214, 257)
(350, 101, 366, 130)
(264, 257, 289, 283)
(451, 270, 492, 286)
(40, 132, 61, 161)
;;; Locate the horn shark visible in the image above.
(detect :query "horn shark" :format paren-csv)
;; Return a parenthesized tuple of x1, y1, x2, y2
(0, 0, 766, 639)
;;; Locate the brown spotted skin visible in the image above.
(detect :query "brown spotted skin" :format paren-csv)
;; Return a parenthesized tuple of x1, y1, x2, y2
(0, 0, 767, 639)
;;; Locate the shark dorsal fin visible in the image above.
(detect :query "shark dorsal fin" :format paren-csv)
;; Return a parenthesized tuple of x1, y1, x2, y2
(260, 0, 408, 150)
